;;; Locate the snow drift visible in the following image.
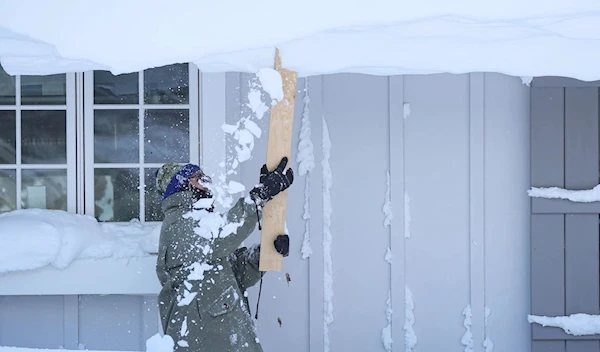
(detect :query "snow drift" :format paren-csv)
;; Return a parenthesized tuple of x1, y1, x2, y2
(1, 0, 600, 80)
(0, 209, 160, 274)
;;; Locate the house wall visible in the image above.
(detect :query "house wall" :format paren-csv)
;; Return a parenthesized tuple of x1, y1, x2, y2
(0, 72, 531, 352)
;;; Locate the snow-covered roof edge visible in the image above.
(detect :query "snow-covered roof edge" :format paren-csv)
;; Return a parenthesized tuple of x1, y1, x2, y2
(2, 1, 600, 80)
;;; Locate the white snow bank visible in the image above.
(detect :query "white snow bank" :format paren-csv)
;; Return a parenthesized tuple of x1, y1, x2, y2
(528, 313, 600, 336)
(528, 184, 600, 202)
(0, 209, 160, 274)
(2, 1, 600, 80)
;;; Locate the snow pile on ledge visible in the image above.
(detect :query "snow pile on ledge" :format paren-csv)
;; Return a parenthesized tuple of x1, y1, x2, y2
(1, 1, 600, 80)
(528, 313, 600, 336)
(528, 184, 600, 202)
(0, 209, 160, 274)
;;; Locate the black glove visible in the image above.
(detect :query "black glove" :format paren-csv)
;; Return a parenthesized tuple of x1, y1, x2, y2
(250, 157, 294, 206)
(274, 234, 289, 257)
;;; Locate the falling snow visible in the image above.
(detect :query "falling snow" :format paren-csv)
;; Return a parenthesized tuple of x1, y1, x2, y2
(256, 68, 284, 103)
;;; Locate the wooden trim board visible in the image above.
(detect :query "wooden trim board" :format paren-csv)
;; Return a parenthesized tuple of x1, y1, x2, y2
(259, 49, 298, 271)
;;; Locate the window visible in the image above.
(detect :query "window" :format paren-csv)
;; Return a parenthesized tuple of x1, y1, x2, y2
(0, 70, 75, 213)
(0, 63, 200, 222)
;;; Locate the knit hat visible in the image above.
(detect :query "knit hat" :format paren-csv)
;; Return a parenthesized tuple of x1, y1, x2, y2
(155, 163, 202, 199)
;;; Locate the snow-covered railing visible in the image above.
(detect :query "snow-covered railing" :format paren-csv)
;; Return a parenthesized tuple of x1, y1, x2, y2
(0, 209, 161, 295)
(0, 208, 160, 275)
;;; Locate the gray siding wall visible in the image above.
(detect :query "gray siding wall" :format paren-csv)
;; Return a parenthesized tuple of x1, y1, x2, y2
(0, 73, 531, 352)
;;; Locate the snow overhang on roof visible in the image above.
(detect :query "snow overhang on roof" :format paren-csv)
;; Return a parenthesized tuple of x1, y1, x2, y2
(1, 0, 600, 80)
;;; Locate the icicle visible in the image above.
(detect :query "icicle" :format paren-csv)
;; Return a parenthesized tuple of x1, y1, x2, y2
(484, 306, 494, 351)
(381, 291, 393, 351)
(403, 102, 411, 119)
(461, 305, 474, 352)
(404, 191, 411, 238)
(404, 286, 417, 351)
(384, 247, 392, 264)
(322, 115, 333, 352)
(298, 79, 314, 259)
(383, 170, 392, 227)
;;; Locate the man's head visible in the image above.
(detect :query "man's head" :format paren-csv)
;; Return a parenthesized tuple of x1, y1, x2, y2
(155, 163, 213, 200)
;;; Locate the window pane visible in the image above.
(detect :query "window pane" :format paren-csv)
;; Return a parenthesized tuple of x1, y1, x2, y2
(0, 111, 16, 164)
(94, 110, 139, 163)
(94, 71, 139, 104)
(21, 74, 67, 105)
(144, 64, 189, 104)
(94, 168, 139, 222)
(21, 169, 68, 211)
(0, 67, 16, 105)
(21, 110, 67, 164)
(144, 109, 189, 163)
(145, 168, 164, 221)
(0, 170, 16, 212)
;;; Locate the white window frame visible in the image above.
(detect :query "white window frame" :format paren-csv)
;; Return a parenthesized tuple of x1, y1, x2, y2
(0, 73, 77, 213)
(82, 64, 200, 223)
(0, 71, 228, 296)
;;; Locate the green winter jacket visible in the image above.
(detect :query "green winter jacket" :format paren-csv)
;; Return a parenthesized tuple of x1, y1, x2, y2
(156, 190, 264, 352)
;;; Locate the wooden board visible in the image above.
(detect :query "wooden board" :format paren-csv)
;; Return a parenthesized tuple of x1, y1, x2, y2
(259, 48, 298, 271)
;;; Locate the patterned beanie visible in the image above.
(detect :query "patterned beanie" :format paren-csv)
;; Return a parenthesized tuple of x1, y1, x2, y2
(155, 163, 202, 200)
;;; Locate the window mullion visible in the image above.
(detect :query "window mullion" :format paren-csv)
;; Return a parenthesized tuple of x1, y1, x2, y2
(75, 72, 86, 214)
(83, 71, 95, 216)
(66, 72, 77, 213)
(139, 71, 145, 222)
(189, 63, 200, 165)
(15, 75, 21, 210)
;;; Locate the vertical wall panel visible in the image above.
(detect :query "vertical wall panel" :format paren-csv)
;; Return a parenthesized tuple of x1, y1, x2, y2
(469, 72, 485, 349)
(564, 88, 598, 191)
(389, 75, 406, 349)
(63, 296, 79, 349)
(78, 295, 144, 351)
(531, 214, 565, 339)
(322, 73, 390, 352)
(404, 73, 471, 352)
(483, 73, 531, 351)
(0, 296, 65, 349)
(306, 75, 325, 352)
(530, 88, 564, 189)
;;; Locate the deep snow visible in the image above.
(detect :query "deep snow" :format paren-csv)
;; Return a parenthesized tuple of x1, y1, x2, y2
(1, 1, 600, 80)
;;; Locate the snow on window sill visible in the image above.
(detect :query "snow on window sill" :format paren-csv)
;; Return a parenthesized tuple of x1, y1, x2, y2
(0, 255, 161, 296)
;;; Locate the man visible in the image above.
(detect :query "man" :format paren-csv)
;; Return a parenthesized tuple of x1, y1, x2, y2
(155, 157, 294, 352)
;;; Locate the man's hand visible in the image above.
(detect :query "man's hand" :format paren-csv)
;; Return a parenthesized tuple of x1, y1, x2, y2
(250, 157, 294, 206)
(274, 234, 289, 257)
